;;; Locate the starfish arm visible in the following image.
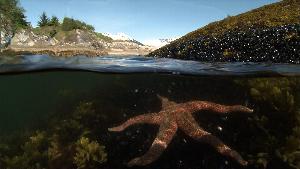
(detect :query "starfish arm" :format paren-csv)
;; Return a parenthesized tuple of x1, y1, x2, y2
(127, 120, 178, 167)
(192, 131, 247, 166)
(189, 101, 253, 114)
(108, 113, 161, 132)
(179, 114, 248, 166)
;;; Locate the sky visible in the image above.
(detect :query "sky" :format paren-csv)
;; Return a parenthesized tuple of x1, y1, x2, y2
(20, 0, 278, 42)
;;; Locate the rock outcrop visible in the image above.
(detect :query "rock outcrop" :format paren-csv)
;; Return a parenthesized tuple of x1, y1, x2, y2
(6, 29, 152, 56)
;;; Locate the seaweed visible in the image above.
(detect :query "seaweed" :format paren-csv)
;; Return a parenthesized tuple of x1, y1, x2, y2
(235, 78, 300, 168)
(1, 131, 48, 169)
(74, 137, 107, 169)
(0, 101, 107, 169)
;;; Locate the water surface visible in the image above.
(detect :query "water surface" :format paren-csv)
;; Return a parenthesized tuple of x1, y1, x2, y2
(1, 55, 300, 76)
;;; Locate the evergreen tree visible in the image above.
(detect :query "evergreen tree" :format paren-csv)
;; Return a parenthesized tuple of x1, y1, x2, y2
(0, 0, 28, 48)
(61, 17, 95, 31)
(37, 12, 49, 27)
(0, 0, 28, 28)
(61, 17, 76, 31)
(49, 16, 59, 26)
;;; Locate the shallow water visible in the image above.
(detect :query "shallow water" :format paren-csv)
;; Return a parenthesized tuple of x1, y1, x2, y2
(0, 55, 299, 169)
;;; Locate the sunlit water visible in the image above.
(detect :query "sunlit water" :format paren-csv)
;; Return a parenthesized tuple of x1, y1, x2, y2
(0, 55, 299, 169)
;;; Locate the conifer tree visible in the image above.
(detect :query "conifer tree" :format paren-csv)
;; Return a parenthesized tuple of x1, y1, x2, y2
(37, 12, 49, 27)
(49, 16, 59, 26)
(0, 0, 28, 48)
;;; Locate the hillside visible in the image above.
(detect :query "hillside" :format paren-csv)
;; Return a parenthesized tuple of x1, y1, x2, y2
(149, 0, 300, 63)
(1, 14, 152, 57)
(5, 26, 152, 56)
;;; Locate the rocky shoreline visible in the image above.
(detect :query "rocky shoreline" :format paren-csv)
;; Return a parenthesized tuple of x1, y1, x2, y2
(2, 47, 151, 57)
(2, 47, 107, 57)
(1, 29, 153, 57)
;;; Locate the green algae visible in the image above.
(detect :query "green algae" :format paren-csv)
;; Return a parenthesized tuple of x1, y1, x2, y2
(235, 77, 300, 168)
(0, 101, 107, 169)
(1, 131, 48, 169)
(74, 137, 107, 169)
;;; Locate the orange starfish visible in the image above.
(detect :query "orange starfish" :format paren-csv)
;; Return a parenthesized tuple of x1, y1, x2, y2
(109, 96, 253, 167)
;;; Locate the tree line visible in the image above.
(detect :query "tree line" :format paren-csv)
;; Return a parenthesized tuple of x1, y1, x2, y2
(37, 12, 95, 31)
(0, 0, 95, 48)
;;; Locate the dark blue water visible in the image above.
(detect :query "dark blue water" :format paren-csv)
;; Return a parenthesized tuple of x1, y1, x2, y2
(1, 55, 300, 76)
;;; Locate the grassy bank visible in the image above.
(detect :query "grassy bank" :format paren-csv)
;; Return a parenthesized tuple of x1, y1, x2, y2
(149, 0, 300, 63)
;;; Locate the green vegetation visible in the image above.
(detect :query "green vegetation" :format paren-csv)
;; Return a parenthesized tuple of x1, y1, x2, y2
(61, 17, 95, 32)
(48, 16, 59, 27)
(32, 12, 112, 43)
(235, 78, 300, 168)
(31, 26, 58, 38)
(178, 0, 299, 43)
(37, 12, 60, 28)
(94, 32, 113, 42)
(0, 101, 107, 169)
(1, 131, 48, 169)
(0, 0, 28, 47)
(74, 137, 107, 169)
(37, 12, 50, 27)
(0, 0, 28, 29)
(36, 12, 61, 28)
(0, 5, 113, 49)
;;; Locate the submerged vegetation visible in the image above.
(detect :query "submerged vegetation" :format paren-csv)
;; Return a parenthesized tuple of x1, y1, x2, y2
(0, 72, 300, 169)
(149, 0, 300, 63)
(74, 137, 107, 169)
(235, 78, 300, 169)
(0, 101, 107, 169)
